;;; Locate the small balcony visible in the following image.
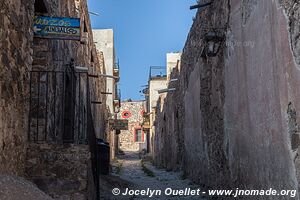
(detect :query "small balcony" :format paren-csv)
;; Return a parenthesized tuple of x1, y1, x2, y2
(149, 66, 166, 80)
(142, 113, 150, 129)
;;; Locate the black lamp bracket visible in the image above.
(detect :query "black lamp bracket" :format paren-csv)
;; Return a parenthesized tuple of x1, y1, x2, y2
(190, 1, 213, 10)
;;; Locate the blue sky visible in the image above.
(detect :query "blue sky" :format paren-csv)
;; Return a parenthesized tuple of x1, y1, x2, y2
(87, 0, 196, 100)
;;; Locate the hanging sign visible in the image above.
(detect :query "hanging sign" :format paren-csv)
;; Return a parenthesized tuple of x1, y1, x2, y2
(34, 16, 81, 40)
(109, 119, 128, 130)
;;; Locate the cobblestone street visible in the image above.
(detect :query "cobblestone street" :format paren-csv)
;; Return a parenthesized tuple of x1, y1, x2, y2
(113, 151, 205, 200)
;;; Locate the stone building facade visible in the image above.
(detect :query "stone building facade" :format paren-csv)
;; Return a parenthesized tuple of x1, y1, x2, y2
(0, 0, 33, 176)
(118, 100, 146, 152)
(153, 0, 300, 199)
(0, 0, 110, 199)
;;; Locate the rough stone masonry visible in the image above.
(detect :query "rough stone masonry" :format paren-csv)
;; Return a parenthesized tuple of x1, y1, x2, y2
(0, 0, 110, 199)
(0, 0, 33, 175)
(153, 0, 300, 199)
(118, 100, 146, 152)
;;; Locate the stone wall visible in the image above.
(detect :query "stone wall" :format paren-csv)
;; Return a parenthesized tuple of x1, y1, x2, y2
(118, 100, 146, 152)
(153, 0, 300, 199)
(0, 0, 109, 199)
(0, 0, 34, 175)
(0, 0, 108, 174)
(25, 143, 91, 200)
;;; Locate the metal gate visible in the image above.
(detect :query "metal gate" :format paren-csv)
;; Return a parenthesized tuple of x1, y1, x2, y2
(28, 67, 89, 144)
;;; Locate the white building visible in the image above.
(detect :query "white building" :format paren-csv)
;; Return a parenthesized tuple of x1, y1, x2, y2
(167, 52, 181, 81)
(92, 29, 118, 114)
(145, 53, 181, 155)
(92, 29, 120, 159)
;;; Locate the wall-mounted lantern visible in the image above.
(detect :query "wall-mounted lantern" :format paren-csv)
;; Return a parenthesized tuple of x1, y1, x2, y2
(201, 31, 225, 57)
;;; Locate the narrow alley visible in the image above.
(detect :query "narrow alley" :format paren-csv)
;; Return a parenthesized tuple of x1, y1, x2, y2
(1, 0, 300, 200)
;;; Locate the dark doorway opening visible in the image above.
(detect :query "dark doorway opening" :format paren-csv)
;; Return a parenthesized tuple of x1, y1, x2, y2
(146, 131, 150, 153)
(34, 0, 48, 14)
(63, 65, 76, 143)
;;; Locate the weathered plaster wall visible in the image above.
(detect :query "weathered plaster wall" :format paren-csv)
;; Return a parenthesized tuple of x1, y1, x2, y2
(224, 0, 300, 196)
(118, 101, 146, 151)
(154, 0, 300, 198)
(0, 0, 34, 175)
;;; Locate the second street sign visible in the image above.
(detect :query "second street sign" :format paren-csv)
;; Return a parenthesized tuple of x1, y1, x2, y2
(34, 16, 81, 40)
(109, 119, 129, 130)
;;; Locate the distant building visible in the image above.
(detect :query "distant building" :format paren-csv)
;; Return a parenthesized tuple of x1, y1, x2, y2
(142, 53, 181, 155)
(118, 100, 147, 152)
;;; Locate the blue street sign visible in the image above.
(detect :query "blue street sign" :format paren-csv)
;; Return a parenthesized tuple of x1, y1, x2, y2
(34, 16, 81, 40)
